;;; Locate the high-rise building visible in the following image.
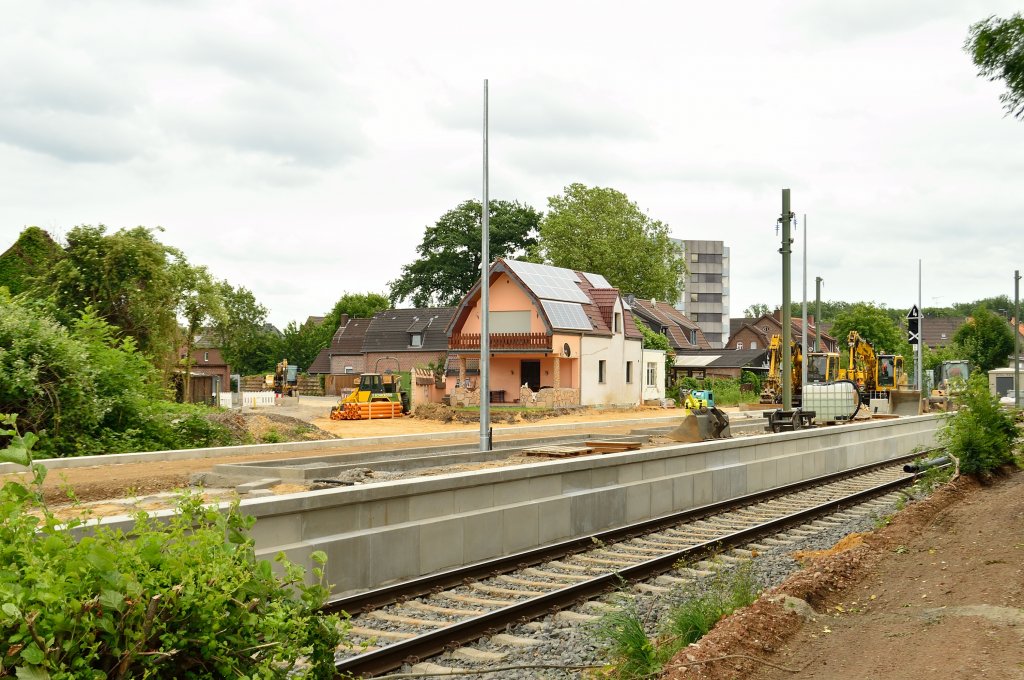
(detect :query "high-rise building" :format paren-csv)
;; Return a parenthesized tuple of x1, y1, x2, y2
(671, 239, 730, 348)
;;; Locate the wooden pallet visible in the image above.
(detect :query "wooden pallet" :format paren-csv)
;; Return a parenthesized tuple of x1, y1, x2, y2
(584, 440, 643, 454)
(522, 445, 594, 458)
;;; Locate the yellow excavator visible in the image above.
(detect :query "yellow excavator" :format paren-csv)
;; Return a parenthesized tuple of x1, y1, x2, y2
(839, 331, 907, 404)
(759, 334, 840, 405)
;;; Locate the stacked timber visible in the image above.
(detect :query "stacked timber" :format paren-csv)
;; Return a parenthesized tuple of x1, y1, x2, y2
(331, 401, 404, 420)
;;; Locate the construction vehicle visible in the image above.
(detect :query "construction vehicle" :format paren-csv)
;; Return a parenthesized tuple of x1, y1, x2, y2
(268, 360, 299, 396)
(839, 331, 907, 405)
(329, 357, 409, 420)
(927, 360, 970, 411)
(668, 388, 732, 442)
(759, 334, 840, 405)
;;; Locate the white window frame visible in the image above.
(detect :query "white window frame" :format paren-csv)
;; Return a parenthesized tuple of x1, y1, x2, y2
(646, 362, 656, 386)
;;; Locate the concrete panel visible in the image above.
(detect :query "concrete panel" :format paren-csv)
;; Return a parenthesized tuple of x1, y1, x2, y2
(561, 470, 592, 494)
(625, 483, 652, 522)
(685, 453, 707, 472)
(420, 517, 465, 573)
(494, 478, 533, 506)
(711, 469, 730, 501)
(570, 487, 626, 535)
(642, 459, 667, 478)
(592, 466, 620, 489)
(761, 458, 778, 490)
(692, 471, 714, 506)
(249, 513, 302, 546)
(618, 462, 644, 484)
(302, 505, 364, 539)
(744, 461, 764, 493)
(664, 455, 688, 474)
(721, 449, 740, 465)
(528, 474, 563, 501)
(672, 475, 694, 511)
(409, 490, 455, 521)
(503, 504, 540, 554)
(538, 497, 572, 545)
(464, 510, 505, 562)
(370, 525, 421, 585)
(738, 447, 756, 463)
(649, 479, 674, 516)
(728, 466, 747, 498)
(454, 485, 495, 513)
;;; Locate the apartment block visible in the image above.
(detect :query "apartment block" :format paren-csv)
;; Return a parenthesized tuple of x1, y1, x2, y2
(671, 238, 730, 348)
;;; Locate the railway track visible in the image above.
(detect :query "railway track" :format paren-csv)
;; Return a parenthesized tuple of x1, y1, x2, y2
(328, 451, 937, 677)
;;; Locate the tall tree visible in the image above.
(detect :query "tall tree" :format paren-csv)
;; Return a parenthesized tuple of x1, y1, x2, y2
(829, 303, 912, 372)
(0, 227, 61, 296)
(537, 184, 685, 301)
(965, 13, 1024, 119)
(952, 305, 1015, 372)
(177, 265, 225, 397)
(389, 200, 541, 307)
(213, 282, 275, 376)
(743, 303, 771, 318)
(35, 225, 186, 360)
(324, 292, 390, 328)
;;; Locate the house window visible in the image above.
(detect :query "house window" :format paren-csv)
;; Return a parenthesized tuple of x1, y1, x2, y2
(598, 360, 607, 384)
(410, 333, 423, 347)
(626, 361, 633, 383)
(737, 342, 744, 350)
(750, 341, 758, 349)
(614, 312, 622, 333)
(203, 352, 209, 362)
(690, 330, 698, 345)
(646, 362, 656, 386)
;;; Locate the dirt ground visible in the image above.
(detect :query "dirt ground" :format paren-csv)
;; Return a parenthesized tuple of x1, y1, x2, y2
(663, 469, 1024, 680)
(3, 406, 688, 505)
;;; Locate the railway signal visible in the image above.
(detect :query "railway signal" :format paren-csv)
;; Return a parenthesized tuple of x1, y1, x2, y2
(907, 305, 920, 345)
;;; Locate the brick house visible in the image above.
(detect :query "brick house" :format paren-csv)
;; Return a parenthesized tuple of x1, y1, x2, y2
(307, 315, 372, 376)
(446, 258, 644, 407)
(629, 297, 713, 352)
(727, 311, 837, 353)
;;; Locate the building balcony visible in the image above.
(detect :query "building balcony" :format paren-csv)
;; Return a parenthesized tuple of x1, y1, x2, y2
(450, 332, 551, 352)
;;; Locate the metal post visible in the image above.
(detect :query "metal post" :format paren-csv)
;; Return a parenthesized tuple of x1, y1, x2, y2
(814, 277, 823, 352)
(780, 189, 793, 410)
(801, 214, 808, 393)
(480, 80, 491, 451)
(921, 258, 929, 391)
(1015, 269, 1020, 409)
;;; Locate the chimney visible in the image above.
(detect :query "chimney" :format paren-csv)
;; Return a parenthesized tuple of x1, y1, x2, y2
(340, 313, 350, 327)
(773, 308, 782, 321)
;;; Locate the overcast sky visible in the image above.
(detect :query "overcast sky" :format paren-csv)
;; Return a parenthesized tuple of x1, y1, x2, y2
(3, 0, 1022, 329)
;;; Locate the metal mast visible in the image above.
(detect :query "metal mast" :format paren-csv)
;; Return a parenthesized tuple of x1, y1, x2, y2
(801, 214, 808, 392)
(480, 80, 491, 451)
(780, 190, 794, 410)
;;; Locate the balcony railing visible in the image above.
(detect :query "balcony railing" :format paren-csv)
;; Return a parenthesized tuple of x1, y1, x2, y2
(450, 332, 551, 351)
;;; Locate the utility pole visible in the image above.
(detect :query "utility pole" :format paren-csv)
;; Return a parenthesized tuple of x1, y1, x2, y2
(480, 80, 491, 451)
(779, 190, 794, 410)
(917, 260, 923, 393)
(814, 277, 823, 352)
(1016, 270, 1020, 409)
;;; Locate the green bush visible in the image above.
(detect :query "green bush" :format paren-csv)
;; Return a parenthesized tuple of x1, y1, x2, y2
(939, 374, 1019, 477)
(0, 414, 343, 678)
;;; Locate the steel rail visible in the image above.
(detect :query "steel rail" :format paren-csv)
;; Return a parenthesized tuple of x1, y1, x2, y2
(324, 449, 937, 617)
(333, 453, 939, 677)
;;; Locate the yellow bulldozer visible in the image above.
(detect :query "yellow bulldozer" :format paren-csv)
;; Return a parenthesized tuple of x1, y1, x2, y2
(329, 358, 409, 420)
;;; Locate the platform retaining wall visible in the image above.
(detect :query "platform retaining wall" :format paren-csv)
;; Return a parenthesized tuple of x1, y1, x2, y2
(94, 415, 943, 595)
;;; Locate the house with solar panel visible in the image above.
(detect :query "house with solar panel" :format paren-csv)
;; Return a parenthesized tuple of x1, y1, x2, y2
(445, 258, 654, 407)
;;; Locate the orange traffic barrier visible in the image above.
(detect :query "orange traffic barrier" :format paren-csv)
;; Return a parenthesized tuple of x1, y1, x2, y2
(329, 401, 403, 420)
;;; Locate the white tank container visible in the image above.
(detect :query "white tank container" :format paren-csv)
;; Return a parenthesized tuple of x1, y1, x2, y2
(803, 381, 860, 423)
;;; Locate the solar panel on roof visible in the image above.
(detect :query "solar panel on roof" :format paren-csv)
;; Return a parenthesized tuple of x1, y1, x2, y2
(506, 259, 590, 303)
(541, 300, 592, 331)
(586, 273, 612, 288)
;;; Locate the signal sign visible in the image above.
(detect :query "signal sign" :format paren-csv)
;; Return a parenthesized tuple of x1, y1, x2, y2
(907, 305, 920, 345)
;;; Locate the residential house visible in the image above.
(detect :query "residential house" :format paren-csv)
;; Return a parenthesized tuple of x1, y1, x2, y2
(897, 316, 966, 349)
(176, 330, 231, 403)
(630, 297, 712, 383)
(362, 307, 455, 375)
(307, 315, 372, 376)
(727, 311, 838, 353)
(673, 348, 769, 380)
(446, 259, 644, 407)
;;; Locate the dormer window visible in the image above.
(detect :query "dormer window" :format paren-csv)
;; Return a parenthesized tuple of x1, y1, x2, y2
(410, 333, 423, 348)
(690, 330, 698, 345)
(203, 352, 209, 362)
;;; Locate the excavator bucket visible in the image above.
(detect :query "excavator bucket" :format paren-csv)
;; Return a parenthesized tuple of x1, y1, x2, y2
(668, 407, 732, 443)
(889, 389, 922, 416)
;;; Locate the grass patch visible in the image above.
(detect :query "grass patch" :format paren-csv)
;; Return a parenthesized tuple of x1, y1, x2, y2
(594, 562, 760, 678)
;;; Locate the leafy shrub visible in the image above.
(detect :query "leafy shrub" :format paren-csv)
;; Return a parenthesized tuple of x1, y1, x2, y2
(0, 414, 343, 678)
(939, 374, 1019, 477)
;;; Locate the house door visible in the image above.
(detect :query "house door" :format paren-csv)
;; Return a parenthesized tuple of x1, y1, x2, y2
(521, 360, 541, 392)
